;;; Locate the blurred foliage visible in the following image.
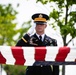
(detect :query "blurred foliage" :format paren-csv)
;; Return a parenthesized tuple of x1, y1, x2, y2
(0, 4, 31, 75)
(36, 0, 76, 46)
(0, 4, 18, 45)
(0, 4, 31, 46)
(4, 65, 27, 75)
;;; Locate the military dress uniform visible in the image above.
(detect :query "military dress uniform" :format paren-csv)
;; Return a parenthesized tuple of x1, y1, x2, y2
(16, 34, 59, 75)
(16, 13, 59, 75)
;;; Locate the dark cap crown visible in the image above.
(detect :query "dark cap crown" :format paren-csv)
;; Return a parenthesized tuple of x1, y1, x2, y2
(32, 13, 49, 22)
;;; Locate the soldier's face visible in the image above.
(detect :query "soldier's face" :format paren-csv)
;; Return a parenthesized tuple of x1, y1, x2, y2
(35, 24, 47, 34)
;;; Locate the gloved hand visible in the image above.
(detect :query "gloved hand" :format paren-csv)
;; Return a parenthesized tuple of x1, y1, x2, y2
(27, 23, 36, 36)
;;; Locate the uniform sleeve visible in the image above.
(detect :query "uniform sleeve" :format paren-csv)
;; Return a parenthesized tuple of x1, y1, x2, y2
(16, 34, 30, 46)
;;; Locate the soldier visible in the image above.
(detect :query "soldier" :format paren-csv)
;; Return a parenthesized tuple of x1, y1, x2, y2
(16, 13, 59, 75)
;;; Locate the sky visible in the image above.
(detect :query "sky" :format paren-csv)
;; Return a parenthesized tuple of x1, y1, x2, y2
(0, 0, 51, 26)
(0, 0, 76, 75)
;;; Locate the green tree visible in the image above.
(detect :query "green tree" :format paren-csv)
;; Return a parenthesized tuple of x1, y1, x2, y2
(0, 4, 18, 46)
(36, 0, 76, 75)
(4, 65, 27, 75)
(0, 4, 30, 75)
(0, 4, 31, 45)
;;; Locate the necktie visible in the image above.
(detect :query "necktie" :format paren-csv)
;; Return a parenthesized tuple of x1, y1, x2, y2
(39, 35, 42, 41)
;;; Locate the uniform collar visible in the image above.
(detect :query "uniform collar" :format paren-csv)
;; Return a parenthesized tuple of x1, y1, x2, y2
(36, 33, 45, 41)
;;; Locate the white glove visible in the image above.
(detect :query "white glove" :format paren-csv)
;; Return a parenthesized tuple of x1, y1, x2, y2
(27, 23, 36, 35)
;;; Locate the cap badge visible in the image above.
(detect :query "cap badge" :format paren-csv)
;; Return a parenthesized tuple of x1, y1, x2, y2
(39, 14, 43, 18)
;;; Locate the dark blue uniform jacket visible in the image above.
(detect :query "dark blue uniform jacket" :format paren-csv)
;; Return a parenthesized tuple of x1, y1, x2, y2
(16, 34, 59, 75)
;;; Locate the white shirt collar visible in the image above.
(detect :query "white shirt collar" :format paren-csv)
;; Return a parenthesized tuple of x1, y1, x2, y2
(36, 33, 45, 41)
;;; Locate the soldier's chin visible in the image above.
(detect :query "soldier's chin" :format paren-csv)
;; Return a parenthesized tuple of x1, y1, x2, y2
(37, 30, 43, 32)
